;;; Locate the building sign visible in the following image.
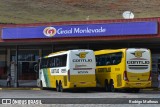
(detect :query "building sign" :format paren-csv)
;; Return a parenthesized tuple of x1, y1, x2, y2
(1, 21, 158, 39)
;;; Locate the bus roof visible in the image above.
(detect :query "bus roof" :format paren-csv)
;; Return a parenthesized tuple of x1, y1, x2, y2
(94, 48, 149, 55)
(94, 48, 126, 55)
(44, 49, 93, 58)
(46, 51, 68, 58)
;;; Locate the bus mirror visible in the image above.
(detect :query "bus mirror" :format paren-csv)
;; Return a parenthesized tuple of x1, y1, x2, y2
(34, 64, 38, 72)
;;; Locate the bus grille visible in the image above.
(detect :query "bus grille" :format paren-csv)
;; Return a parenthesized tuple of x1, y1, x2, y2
(128, 65, 148, 69)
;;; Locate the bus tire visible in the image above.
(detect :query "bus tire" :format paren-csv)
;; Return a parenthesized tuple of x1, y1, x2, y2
(133, 89, 140, 93)
(110, 80, 115, 92)
(59, 82, 64, 92)
(56, 81, 60, 92)
(104, 80, 109, 92)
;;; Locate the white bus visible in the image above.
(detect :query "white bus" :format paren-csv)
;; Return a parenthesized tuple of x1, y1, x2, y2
(35, 49, 96, 92)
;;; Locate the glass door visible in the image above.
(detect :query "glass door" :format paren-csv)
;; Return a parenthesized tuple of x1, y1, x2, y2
(11, 50, 39, 80)
(18, 61, 37, 80)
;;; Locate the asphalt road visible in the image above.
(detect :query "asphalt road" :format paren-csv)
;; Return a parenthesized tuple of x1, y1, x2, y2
(0, 89, 160, 98)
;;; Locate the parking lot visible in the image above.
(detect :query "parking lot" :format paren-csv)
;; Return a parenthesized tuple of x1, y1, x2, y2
(0, 88, 160, 98)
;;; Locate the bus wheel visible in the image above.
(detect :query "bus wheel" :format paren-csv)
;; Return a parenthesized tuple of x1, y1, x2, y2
(56, 82, 60, 92)
(104, 80, 109, 92)
(110, 80, 115, 92)
(59, 82, 64, 92)
(133, 89, 140, 93)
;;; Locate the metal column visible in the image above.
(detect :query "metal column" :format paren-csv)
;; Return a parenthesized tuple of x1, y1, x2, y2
(14, 45, 19, 87)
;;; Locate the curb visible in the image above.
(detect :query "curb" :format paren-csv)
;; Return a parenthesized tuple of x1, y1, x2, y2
(0, 87, 41, 90)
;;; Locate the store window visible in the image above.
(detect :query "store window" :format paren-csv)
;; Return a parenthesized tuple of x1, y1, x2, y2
(11, 50, 39, 62)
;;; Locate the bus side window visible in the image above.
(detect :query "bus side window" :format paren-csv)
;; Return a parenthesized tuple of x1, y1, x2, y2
(51, 57, 55, 67)
(102, 57, 106, 65)
(114, 52, 122, 65)
(48, 58, 51, 68)
(61, 55, 67, 67)
(59, 56, 63, 67)
(52, 58, 55, 67)
(99, 57, 103, 66)
(45, 58, 48, 68)
(96, 57, 99, 66)
(55, 57, 60, 67)
(111, 56, 116, 65)
(105, 56, 111, 65)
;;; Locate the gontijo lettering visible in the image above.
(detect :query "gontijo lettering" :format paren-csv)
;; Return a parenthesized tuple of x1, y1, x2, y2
(127, 61, 150, 64)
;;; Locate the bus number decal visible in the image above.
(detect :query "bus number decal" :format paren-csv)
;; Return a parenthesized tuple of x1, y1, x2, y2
(61, 69, 66, 73)
(51, 69, 59, 74)
(98, 67, 111, 72)
(115, 68, 120, 71)
(72, 59, 92, 62)
(78, 71, 88, 74)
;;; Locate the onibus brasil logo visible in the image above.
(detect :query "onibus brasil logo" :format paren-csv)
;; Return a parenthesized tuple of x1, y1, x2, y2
(43, 27, 56, 37)
(76, 52, 88, 58)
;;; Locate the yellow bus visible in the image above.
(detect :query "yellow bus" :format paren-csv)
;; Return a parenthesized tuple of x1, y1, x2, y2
(95, 48, 151, 92)
(35, 49, 96, 92)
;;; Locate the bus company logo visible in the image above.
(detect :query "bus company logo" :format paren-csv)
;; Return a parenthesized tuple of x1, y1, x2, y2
(130, 51, 147, 60)
(131, 51, 145, 58)
(2, 99, 11, 104)
(76, 52, 88, 58)
(43, 27, 56, 37)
